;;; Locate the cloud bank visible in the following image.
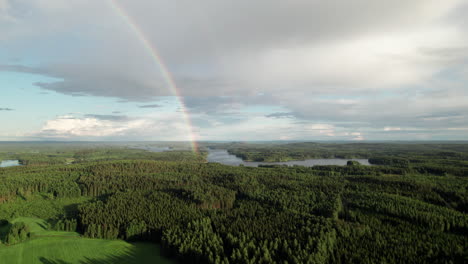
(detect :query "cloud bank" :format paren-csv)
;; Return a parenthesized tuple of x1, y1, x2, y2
(1, 0, 468, 140)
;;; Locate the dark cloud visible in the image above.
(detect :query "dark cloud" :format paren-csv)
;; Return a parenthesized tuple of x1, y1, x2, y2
(0, 108, 14, 111)
(139, 104, 161, 108)
(418, 112, 463, 119)
(266, 112, 295, 119)
(2, 1, 463, 101)
(32, 73, 166, 102)
(184, 95, 276, 115)
(283, 92, 468, 131)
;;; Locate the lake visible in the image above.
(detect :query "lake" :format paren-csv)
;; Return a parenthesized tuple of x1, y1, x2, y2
(207, 149, 370, 167)
(0, 160, 21, 168)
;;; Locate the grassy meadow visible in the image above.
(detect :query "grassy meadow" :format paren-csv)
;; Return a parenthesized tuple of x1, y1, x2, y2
(0, 216, 174, 263)
(0, 236, 172, 264)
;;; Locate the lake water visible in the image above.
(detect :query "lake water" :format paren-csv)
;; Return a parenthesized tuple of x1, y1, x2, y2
(0, 160, 21, 168)
(207, 149, 370, 167)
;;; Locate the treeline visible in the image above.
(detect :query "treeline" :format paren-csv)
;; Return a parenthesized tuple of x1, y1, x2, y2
(0, 142, 205, 166)
(53, 218, 78, 232)
(215, 142, 468, 174)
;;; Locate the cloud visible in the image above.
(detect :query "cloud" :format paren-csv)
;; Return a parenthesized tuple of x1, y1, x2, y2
(194, 115, 369, 141)
(35, 116, 144, 138)
(307, 124, 335, 131)
(384, 127, 402, 131)
(139, 104, 161, 109)
(2, 0, 466, 98)
(0, 108, 14, 111)
(352, 135, 365, 141)
(19, 110, 468, 141)
(184, 97, 245, 115)
(265, 112, 295, 119)
(1, 0, 468, 140)
(83, 114, 130, 121)
(0, 0, 14, 22)
(31, 113, 193, 140)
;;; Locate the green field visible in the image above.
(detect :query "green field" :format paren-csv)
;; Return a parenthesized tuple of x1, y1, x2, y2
(0, 237, 173, 264)
(0, 218, 174, 264)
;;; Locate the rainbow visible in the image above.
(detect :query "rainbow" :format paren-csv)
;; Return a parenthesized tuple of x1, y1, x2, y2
(108, 0, 198, 153)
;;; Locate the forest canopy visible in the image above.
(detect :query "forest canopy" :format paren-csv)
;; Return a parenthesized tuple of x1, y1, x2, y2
(0, 142, 467, 263)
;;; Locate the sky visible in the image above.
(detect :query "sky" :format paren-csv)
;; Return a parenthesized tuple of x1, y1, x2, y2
(1, 0, 468, 141)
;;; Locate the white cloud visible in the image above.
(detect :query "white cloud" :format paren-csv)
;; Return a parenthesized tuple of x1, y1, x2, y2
(0, 0, 14, 22)
(241, 26, 465, 94)
(34, 115, 144, 138)
(0, 0, 8, 10)
(384, 127, 402, 131)
(31, 113, 194, 140)
(307, 124, 335, 130)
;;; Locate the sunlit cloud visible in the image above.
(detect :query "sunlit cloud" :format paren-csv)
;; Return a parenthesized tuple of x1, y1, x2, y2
(384, 127, 402, 131)
(29, 113, 193, 141)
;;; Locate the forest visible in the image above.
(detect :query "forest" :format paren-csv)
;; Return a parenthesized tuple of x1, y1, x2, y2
(0, 142, 467, 263)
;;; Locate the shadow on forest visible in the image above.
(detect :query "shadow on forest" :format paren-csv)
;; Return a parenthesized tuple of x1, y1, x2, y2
(37, 221, 49, 231)
(39, 255, 135, 264)
(0, 220, 11, 240)
(38, 243, 174, 264)
(63, 203, 81, 218)
(39, 257, 71, 264)
(45, 202, 83, 228)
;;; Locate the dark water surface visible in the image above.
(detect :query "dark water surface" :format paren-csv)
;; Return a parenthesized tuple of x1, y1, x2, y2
(207, 149, 370, 167)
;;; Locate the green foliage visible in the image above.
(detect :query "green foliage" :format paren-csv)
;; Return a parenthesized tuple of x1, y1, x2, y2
(53, 218, 78, 232)
(0, 142, 467, 263)
(0, 142, 204, 166)
(212, 142, 468, 176)
(346, 160, 361, 166)
(0, 194, 90, 221)
(4, 222, 30, 245)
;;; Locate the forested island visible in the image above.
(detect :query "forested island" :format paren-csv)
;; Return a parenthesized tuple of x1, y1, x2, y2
(0, 142, 467, 263)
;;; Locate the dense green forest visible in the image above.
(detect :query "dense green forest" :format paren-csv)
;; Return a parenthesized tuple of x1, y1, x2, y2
(207, 142, 468, 176)
(0, 142, 204, 166)
(0, 142, 467, 263)
(212, 141, 468, 162)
